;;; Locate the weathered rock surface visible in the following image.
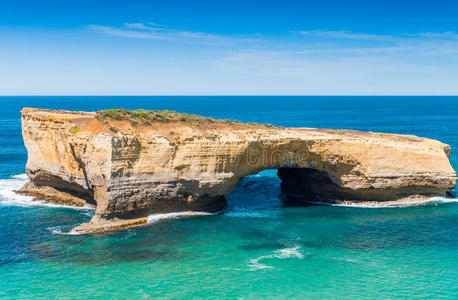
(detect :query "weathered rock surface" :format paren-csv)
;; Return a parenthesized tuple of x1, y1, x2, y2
(20, 108, 456, 231)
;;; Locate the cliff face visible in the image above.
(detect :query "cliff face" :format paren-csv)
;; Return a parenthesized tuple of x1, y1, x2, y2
(21, 108, 456, 231)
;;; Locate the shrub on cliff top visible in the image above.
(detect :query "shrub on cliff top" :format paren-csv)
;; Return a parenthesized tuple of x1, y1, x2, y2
(96, 108, 217, 125)
(96, 109, 275, 127)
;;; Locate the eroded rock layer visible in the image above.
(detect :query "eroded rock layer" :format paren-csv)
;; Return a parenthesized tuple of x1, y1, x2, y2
(20, 108, 456, 231)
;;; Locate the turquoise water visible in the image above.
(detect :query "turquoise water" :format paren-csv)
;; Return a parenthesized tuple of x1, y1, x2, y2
(0, 96, 457, 299)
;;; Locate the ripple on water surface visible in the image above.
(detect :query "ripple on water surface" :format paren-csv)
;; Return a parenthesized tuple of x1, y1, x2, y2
(0, 170, 457, 298)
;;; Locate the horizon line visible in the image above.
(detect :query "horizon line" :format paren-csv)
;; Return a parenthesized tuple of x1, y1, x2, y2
(1, 94, 458, 97)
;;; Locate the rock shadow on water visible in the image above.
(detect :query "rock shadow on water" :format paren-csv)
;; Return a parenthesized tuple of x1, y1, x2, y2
(63, 248, 177, 265)
(295, 213, 458, 250)
(50, 221, 200, 265)
(238, 242, 288, 251)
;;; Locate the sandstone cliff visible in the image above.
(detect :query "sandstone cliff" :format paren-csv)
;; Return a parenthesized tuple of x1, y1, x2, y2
(20, 108, 456, 231)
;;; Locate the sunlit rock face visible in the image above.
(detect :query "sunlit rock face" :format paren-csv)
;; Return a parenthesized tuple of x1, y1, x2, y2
(20, 108, 456, 231)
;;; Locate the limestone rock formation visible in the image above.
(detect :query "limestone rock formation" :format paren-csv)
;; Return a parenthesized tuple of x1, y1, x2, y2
(20, 108, 456, 231)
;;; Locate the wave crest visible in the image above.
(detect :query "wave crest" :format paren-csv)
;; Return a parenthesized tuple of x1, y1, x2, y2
(147, 211, 213, 223)
(47, 226, 86, 235)
(248, 245, 304, 271)
(310, 196, 458, 208)
(0, 174, 94, 210)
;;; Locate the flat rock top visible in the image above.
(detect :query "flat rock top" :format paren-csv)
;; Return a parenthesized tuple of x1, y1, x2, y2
(21, 107, 440, 145)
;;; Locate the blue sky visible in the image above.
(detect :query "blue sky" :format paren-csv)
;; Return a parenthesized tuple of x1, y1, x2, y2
(1, 0, 458, 95)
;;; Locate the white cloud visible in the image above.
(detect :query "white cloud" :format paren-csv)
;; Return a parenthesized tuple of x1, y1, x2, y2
(298, 29, 458, 43)
(298, 30, 393, 41)
(123, 22, 162, 31)
(413, 31, 458, 39)
(24, 24, 454, 95)
(291, 29, 458, 57)
(86, 25, 167, 39)
(86, 22, 458, 55)
(211, 48, 458, 95)
(85, 22, 253, 44)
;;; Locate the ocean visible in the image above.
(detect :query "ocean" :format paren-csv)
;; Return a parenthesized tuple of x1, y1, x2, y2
(0, 96, 457, 299)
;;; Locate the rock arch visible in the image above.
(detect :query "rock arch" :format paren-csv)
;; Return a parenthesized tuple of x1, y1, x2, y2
(20, 108, 456, 231)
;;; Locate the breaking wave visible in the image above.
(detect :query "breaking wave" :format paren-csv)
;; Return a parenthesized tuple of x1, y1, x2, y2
(147, 211, 213, 223)
(49, 211, 214, 235)
(248, 245, 304, 271)
(310, 196, 458, 208)
(48, 226, 86, 235)
(0, 174, 94, 210)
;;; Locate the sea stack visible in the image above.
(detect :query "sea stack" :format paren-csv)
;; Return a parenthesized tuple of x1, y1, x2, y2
(19, 108, 457, 231)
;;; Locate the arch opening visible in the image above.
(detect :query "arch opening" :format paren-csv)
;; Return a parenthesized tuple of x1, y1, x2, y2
(225, 169, 283, 213)
(277, 167, 338, 205)
(225, 167, 339, 212)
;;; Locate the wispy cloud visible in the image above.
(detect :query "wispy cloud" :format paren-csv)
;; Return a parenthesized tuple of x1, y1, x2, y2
(298, 29, 458, 42)
(85, 22, 254, 44)
(86, 23, 458, 63)
(213, 29, 458, 87)
(298, 30, 393, 41)
(292, 29, 458, 57)
(124, 22, 167, 30)
(86, 24, 166, 39)
(86, 22, 458, 55)
(413, 31, 458, 39)
(5, 23, 458, 95)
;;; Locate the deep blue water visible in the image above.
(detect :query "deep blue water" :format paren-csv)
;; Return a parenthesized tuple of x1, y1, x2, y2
(0, 96, 457, 299)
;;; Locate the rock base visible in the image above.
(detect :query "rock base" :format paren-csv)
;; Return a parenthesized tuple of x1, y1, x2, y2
(16, 182, 94, 208)
(73, 217, 149, 233)
(278, 168, 450, 204)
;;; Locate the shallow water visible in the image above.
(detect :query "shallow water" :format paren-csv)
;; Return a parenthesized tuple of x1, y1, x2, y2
(0, 96, 457, 299)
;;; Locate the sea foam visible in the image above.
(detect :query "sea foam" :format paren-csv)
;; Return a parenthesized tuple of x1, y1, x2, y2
(310, 196, 458, 208)
(48, 226, 86, 236)
(0, 174, 94, 210)
(147, 211, 213, 223)
(248, 245, 304, 271)
(0, 174, 38, 207)
(50, 211, 213, 235)
(1, 175, 456, 212)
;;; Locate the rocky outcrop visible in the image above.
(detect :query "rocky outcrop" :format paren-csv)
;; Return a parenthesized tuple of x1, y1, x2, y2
(20, 108, 456, 231)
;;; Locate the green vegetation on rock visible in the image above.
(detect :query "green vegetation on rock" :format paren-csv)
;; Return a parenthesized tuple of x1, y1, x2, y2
(96, 108, 275, 127)
(97, 109, 217, 125)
